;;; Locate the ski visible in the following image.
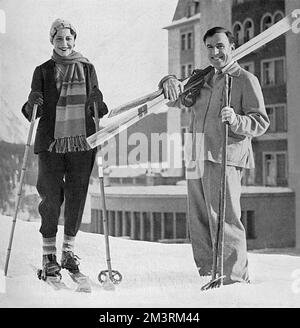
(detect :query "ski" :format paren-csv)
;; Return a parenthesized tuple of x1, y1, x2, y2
(87, 94, 169, 149)
(37, 270, 69, 291)
(67, 271, 92, 293)
(31, 264, 91, 292)
(30, 264, 70, 291)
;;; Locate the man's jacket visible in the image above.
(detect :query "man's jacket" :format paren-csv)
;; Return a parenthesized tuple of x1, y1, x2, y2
(183, 62, 269, 169)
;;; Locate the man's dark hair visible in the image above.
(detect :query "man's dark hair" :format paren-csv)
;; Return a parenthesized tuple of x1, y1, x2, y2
(203, 27, 235, 44)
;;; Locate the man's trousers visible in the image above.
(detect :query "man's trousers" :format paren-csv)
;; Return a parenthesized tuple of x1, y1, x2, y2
(186, 160, 249, 284)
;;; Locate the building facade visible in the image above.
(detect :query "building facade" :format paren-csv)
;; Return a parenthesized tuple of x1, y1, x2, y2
(232, 0, 287, 187)
(87, 185, 295, 250)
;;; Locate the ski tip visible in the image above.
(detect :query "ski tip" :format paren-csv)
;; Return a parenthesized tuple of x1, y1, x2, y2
(75, 285, 92, 293)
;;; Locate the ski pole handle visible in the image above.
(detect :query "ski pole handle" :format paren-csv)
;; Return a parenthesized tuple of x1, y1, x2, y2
(224, 74, 232, 108)
(93, 102, 104, 178)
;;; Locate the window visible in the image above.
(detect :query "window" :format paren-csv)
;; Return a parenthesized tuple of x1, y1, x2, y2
(181, 65, 186, 79)
(261, 58, 285, 86)
(273, 11, 284, 23)
(274, 59, 285, 84)
(181, 31, 193, 51)
(262, 61, 272, 85)
(181, 34, 186, 51)
(187, 32, 193, 49)
(187, 64, 193, 76)
(240, 61, 255, 74)
(266, 104, 287, 132)
(187, 1, 200, 18)
(263, 152, 288, 186)
(244, 19, 254, 42)
(194, 0, 200, 13)
(261, 13, 273, 32)
(233, 22, 243, 46)
(181, 63, 193, 79)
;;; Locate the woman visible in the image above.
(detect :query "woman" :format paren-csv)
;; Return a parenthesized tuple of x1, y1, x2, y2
(22, 18, 108, 278)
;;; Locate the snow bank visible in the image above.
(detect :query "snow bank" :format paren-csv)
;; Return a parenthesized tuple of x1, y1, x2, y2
(0, 215, 300, 308)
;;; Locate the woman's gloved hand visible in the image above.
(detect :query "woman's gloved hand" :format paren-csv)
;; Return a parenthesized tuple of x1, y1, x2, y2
(28, 91, 44, 108)
(87, 87, 108, 118)
(24, 91, 44, 120)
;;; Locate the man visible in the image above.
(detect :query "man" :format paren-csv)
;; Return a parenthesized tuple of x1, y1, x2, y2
(161, 27, 269, 284)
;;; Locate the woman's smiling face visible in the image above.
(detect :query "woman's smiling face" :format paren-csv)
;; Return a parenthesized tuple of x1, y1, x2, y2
(53, 28, 75, 57)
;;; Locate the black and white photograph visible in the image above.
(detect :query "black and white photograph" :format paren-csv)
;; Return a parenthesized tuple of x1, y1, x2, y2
(1, 0, 300, 317)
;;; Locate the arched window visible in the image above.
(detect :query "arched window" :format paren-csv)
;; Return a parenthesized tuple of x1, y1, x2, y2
(233, 22, 243, 46)
(244, 18, 254, 42)
(261, 13, 273, 32)
(273, 10, 284, 23)
(0, 9, 6, 34)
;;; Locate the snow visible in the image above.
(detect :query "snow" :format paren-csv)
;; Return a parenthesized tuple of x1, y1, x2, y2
(1, 214, 300, 308)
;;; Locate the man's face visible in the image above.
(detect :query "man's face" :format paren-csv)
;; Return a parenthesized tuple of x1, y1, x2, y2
(205, 32, 234, 70)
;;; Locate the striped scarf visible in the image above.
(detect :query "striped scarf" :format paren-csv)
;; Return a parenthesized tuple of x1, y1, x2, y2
(49, 50, 91, 153)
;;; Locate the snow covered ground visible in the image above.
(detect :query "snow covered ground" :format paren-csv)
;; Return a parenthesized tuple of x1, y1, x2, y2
(1, 214, 300, 308)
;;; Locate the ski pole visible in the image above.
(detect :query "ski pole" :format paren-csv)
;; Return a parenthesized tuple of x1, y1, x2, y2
(92, 102, 122, 287)
(217, 74, 232, 285)
(201, 74, 232, 290)
(4, 104, 38, 277)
